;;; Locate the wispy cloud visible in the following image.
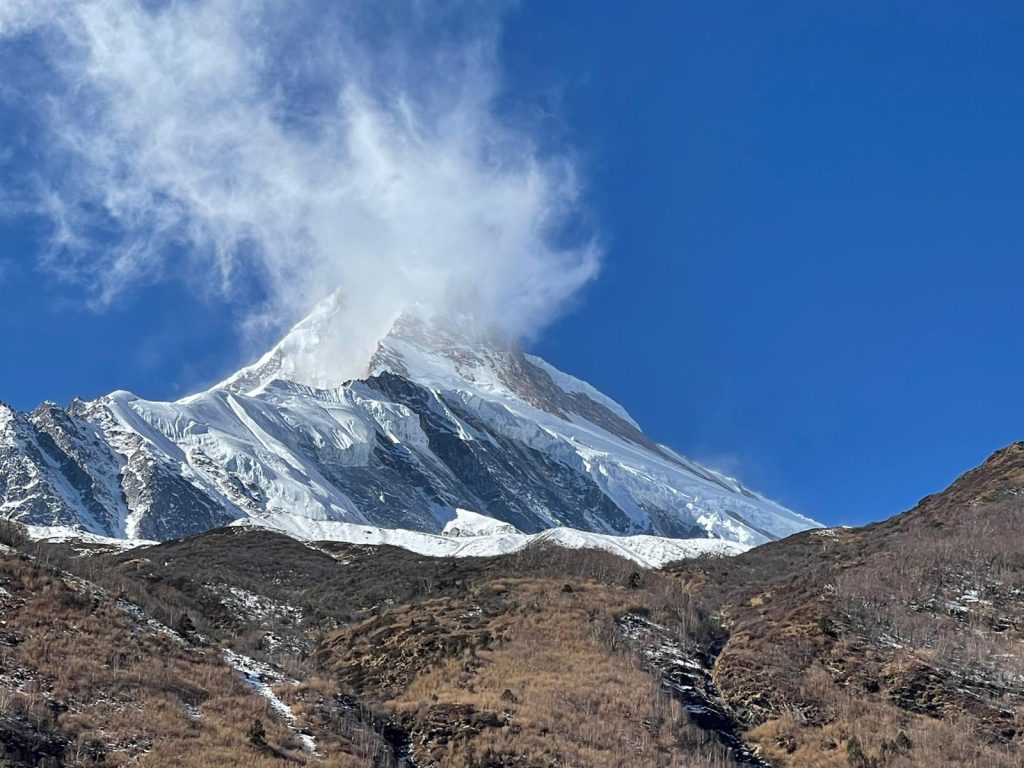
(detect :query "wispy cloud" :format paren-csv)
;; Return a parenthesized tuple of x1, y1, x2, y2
(0, 0, 599, 374)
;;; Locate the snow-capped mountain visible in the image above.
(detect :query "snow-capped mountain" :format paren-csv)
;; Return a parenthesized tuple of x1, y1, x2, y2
(0, 297, 820, 547)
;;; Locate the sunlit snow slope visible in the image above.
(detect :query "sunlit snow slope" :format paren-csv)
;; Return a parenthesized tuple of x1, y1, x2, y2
(0, 297, 820, 547)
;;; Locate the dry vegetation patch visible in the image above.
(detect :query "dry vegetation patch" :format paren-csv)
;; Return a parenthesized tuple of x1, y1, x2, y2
(317, 567, 739, 767)
(0, 531, 384, 767)
(666, 445, 1024, 767)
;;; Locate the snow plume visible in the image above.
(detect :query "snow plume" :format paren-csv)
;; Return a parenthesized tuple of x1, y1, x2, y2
(0, 0, 599, 376)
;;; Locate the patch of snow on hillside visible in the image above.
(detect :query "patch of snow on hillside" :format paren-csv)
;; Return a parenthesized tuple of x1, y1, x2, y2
(24, 525, 157, 550)
(234, 511, 747, 569)
(222, 649, 317, 753)
(209, 584, 303, 627)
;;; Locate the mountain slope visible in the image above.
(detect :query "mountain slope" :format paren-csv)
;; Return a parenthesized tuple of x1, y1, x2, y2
(664, 443, 1024, 766)
(1, 300, 819, 545)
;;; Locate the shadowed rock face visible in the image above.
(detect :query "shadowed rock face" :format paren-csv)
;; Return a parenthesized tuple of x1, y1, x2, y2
(0, 311, 817, 544)
(1, 400, 234, 540)
(361, 371, 635, 535)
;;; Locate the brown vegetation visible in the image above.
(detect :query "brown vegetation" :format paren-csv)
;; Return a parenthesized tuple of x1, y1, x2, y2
(6, 443, 1024, 766)
(0, 526, 390, 767)
(1, 524, 744, 766)
(321, 571, 736, 766)
(665, 443, 1024, 767)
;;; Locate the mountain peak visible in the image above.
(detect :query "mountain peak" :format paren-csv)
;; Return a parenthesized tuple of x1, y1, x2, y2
(212, 292, 509, 400)
(209, 295, 647, 440)
(368, 311, 517, 379)
(212, 290, 376, 396)
(2, 291, 820, 547)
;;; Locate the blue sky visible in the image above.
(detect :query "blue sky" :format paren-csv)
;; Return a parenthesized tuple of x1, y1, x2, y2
(2, 2, 1023, 527)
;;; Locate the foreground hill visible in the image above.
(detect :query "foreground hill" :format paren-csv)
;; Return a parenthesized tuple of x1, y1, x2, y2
(2, 446, 1022, 766)
(665, 442, 1024, 766)
(1, 523, 743, 767)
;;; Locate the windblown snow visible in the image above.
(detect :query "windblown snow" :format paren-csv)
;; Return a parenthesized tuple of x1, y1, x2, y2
(1, 295, 821, 556)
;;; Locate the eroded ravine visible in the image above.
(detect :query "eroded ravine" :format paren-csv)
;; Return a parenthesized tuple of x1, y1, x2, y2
(618, 613, 770, 768)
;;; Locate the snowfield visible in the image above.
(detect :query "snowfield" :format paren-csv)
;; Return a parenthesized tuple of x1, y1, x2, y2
(24, 507, 745, 569)
(230, 508, 748, 569)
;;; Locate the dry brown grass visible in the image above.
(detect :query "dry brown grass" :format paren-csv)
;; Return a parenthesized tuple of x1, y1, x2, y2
(0, 546, 373, 767)
(663, 457, 1024, 768)
(318, 570, 737, 767)
(6, 525, 740, 767)
(6, 524, 742, 767)
(745, 663, 1020, 768)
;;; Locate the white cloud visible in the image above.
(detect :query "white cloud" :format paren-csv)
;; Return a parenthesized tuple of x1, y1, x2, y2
(0, 0, 599, 375)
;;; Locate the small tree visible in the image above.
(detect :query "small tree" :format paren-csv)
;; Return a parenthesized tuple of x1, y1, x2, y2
(248, 718, 267, 749)
(175, 613, 197, 642)
(847, 737, 879, 768)
(894, 730, 913, 752)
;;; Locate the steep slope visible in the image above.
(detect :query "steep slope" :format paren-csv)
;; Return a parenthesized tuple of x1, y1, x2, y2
(1, 299, 819, 545)
(665, 443, 1024, 766)
(0, 525, 412, 766)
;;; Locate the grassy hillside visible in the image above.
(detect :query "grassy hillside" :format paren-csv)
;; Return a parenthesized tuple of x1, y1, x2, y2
(3, 445, 1024, 766)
